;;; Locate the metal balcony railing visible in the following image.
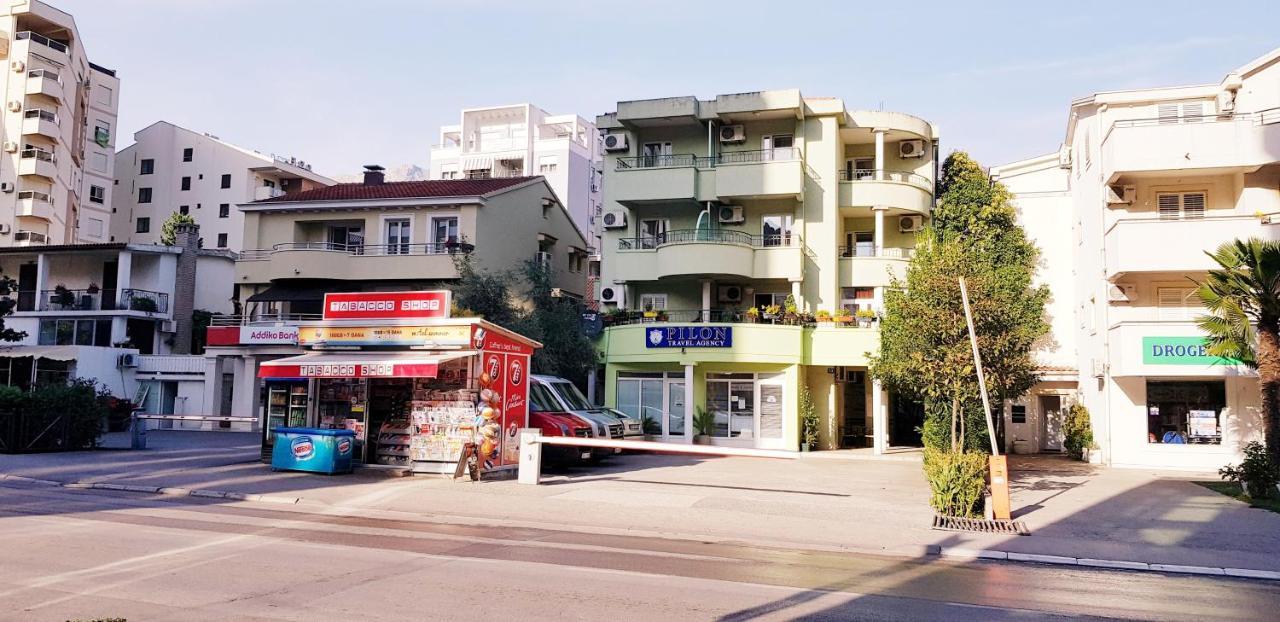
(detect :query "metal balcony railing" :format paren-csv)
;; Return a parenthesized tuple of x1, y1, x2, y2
(615, 154, 698, 170)
(239, 241, 475, 259)
(27, 68, 61, 84)
(618, 228, 802, 250)
(210, 313, 322, 326)
(16, 31, 69, 54)
(16, 190, 52, 204)
(13, 231, 47, 245)
(716, 147, 801, 164)
(1104, 106, 1280, 142)
(838, 246, 916, 259)
(22, 109, 57, 124)
(120, 289, 169, 314)
(839, 168, 933, 190)
(19, 147, 55, 163)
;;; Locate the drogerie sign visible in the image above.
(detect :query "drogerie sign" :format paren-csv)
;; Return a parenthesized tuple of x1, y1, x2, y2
(321, 291, 451, 320)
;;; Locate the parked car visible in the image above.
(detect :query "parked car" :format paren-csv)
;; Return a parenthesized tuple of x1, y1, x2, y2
(528, 384, 595, 464)
(533, 375, 644, 441)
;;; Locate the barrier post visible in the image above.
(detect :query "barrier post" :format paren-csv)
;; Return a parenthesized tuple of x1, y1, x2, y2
(517, 428, 542, 485)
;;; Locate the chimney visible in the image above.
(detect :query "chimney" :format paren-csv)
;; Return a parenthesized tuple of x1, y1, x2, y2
(363, 164, 386, 185)
(171, 222, 200, 355)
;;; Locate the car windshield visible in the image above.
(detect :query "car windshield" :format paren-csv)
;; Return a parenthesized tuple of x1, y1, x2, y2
(528, 384, 560, 413)
(549, 381, 593, 411)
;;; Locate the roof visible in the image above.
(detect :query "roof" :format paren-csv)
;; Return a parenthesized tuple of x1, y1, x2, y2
(0, 242, 126, 255)
(121, 121, 335, 185)
(253, 177, 539, 204)
(89, 62, 116, 77)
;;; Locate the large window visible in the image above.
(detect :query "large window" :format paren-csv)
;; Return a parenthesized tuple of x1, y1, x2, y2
(430, 216, 458, 249)
(761, 214, 793, 247)
(38, 319, 112, 347)
(384, 217, 411, 255)
(617, 372, 683, 436)
(1147, 381, 1224, 445)
(704, 372, 785, 440)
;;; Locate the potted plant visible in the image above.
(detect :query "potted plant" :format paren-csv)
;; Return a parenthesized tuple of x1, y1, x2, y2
(86, 282, 100, 294)
(53, 284, 75, 309)
(783, 294, 798, 315)
(800, 387, 819, 452)
(130, 296, 159, 313)
(693, 406, 715, 445)
(745, 307, 760, 323)
(833, 308, 854, 324)
(855, 308, 877, 327)
(815, 310, 832, 323)
(763, 304, 782, 321)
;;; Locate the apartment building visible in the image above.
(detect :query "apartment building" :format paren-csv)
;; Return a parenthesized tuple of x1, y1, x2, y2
(429, 104, 602, 253)
(595, 90, 938, 453)
(112, 121, 335, 251)
(0, 0, 120, 247)
(996, 47, 1280, 470)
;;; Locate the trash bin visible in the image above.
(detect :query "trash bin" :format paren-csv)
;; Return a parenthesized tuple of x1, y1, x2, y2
(271, 428, 356, 475)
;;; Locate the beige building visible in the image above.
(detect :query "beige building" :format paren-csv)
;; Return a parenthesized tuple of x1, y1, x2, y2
(595, 90, 939, 452)
(0, 0, 119, 246)
(234, 168, 589, 316)
(996, 47, 1280, 470)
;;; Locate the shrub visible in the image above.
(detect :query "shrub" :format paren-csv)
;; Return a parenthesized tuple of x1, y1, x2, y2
(815, 310, 831, 321)
(800, 386, 819, 450)
(1220, 441, 1279, 499)
(923, 447, 988, 517)
(692, 406, 714, 437)
(1063, 403, 1093, 460)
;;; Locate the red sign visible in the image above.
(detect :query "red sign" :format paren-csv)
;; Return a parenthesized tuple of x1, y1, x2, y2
(259, 361, 440, 378)
(501, 353, 530, 466)
(472, 324, 535, 356)
(322, 291, 451, 320)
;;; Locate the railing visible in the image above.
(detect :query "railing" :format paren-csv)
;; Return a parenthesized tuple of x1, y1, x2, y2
(27, 68, 60, 83)
(19, 147, 55, 163)
(16, 31, 69, 54)
(615, 154, 698, 170)
(717, 147, 800, 164)
(137, 355, 207, 374)
(604, 308, 875, 328)
(38, 288, 105, 311)
(838, 246, 915, 259)
(1104, 107, 1280, 143)
(210, 313, 322, 326)
(22, 109, 57, 124)
(253, 186, 286, 201)
(618, 228, 801, 250)
(839, 168, 933, 190)
(16, 190, 52, 204)
(120, 289, 169, 314)
(240, 241, 475, 259)
(13, 231, 48, 245)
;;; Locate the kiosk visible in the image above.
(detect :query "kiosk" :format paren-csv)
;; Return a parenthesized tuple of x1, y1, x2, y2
(257, 291, 540, 475)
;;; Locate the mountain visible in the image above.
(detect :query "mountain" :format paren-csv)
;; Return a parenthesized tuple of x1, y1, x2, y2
(333, 163, 428, 183)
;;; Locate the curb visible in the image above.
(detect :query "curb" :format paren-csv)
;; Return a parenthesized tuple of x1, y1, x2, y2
(0, 472, 298, 505)
(937, 546, 1280, 581)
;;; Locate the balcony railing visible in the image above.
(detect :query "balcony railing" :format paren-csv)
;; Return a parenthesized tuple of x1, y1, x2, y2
(239, 241, 475, 260)
(20, 147, 55, 163)
(16, 190, 52, 204)
(838, 246, 915, 259)
(604, 308, 870, 328)
(120, 288, 169, 314)
(1104, 107, 1280, 142)
(23, 109, 58, 124)
(27, 68, 60, 83)
(618, 228, 801, 250)
(615, 154, 698, 170)
(839, 168, 932, 190)
(717, 147, 801, 164)
(16, 31, 69, 54)
(34, 288, 168, 313)
(210, 313, 322, 326)
(14, 231, 48, 245)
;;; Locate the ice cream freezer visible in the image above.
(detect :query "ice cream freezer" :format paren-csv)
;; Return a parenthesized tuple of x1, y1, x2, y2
(270, 427, 356, 474)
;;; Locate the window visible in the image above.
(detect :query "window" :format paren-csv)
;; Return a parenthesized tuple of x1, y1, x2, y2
(1147, 381, 1224, 445)
(617, 372, 685, 437)
(219, 203, 230, 218)
(440, 168, 459, 180)
(638, 218, 669, 249)
(140, 159, 154, 175)
(96, 85, 112, 106)
(1011, 404, 1027, 424)
(384, 217, 411, 255)
(641, 142, 673, 167)
(538, 155, 559, 173)
(38, 319, 111, 347)
(182, 147, 193, 162)
(181, 176, 191, 191)
(1158, 101, 1207, 125)
(843, 231, 874, 257)
(81, 217, 103, 238)
(753, 292, 788, 309)
(216, 233, 228, 248)
(569, 250, 584, 273)
(1157, 287, 1203, 321)
(706, 373, 757, 438)
(845, 157, 875, 180)
(137, 187, 152, 203)
(639, 293, 667, 312)
(327, 224, 363, 251)
(430, 216, 458, 250)
(220, 173, 231, 189)
(136, 217, 150, 233)
(90, 152, 108, 173)
(88, 184, 105, 204)
(762, 134, 794, 160)
(761, 214, 793, 247)
(840, 287, 875, 312)
(1157, 192, 1206, 220)
(94, 120, 110, 146)
(179, 205, 189, 215)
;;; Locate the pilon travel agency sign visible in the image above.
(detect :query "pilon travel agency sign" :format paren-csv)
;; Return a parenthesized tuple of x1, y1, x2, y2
(322, 291, 451, 320)
(645, 325, 733, 348)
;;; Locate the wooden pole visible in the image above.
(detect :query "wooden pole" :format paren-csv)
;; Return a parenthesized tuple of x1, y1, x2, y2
(958, 277, 999, 455)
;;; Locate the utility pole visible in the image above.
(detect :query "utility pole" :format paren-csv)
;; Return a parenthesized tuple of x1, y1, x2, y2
(959, 276, 1011, 521)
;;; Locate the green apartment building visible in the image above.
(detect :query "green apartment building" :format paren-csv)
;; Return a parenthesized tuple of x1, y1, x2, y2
(595, 90, 937, 453)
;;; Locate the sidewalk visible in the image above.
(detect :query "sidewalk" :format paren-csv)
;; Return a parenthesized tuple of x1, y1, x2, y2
(3, 431, 1279, 576)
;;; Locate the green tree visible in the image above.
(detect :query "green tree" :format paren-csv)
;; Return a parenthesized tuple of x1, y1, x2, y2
(0, 268, 28, 343)
(1196, 238, 1280, 463)
(160, 212, 197, 245)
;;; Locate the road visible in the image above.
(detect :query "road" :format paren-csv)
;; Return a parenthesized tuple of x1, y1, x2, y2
(1, 480, 1277, 621)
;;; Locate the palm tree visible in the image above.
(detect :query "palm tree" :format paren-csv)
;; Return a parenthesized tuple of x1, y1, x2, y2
(1196, 238, 1280, 463)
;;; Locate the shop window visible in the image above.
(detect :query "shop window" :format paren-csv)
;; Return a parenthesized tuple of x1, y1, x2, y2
(617, 372, 679, 436)
(1011, 404, 1027, 424)
(1146, 380, 1224, 445)
(706, 373, 756, 438)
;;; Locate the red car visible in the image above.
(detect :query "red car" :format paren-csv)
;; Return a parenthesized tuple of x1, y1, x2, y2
(529, 384, 595, 464)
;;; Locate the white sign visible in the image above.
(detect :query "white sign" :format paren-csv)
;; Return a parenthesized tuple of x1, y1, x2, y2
(239, 326, 299, 345)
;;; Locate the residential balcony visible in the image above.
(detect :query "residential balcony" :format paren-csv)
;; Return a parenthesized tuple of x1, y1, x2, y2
(21, 108, 60, 140)
(16, 190, 55, 221)
(254, 186, 286, 201)
(838, 246, 913, 288)
(13, 231, 48, 246)
(1107, 320, 1253, 379)
(25, 69, 62, 101)
(236, 242, 471, 284)
(611, 229, 804, 281)
(839, 169, 932, 214)
(611, 154, 709, 205)
(13, 32, 70, 66)
(715, 148, 804, 200)
(28, 287, 169, 315)
(1101, 109, 1280, 182)
(18, 147, 57, 180)
(600, 319, 877, 367)
(136, 355, 206, 374)
(1103, 214, 1275, 278)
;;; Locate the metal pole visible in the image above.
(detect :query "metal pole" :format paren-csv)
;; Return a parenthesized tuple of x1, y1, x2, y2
(958, 277, 999, 456)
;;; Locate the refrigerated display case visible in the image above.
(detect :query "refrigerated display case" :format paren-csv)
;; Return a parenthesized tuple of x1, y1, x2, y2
(262, 380, 311, 459)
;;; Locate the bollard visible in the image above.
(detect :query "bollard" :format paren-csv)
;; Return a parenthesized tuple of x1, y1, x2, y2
(517, 428, 542, 485)
(130, 409, 147, 450)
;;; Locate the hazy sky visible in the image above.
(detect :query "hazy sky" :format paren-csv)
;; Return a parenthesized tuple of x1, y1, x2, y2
(56, 0, 1280, 178)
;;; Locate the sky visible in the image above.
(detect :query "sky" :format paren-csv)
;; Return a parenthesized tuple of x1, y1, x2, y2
(55, 0, 1280, 179)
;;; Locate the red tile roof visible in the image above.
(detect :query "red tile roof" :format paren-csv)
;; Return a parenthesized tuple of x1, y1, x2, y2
(254, 177, 538, 203)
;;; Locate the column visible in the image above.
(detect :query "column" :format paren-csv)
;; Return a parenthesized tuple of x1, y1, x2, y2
(872, 378, 886, 455)
(586, 367, 598, 405)
(116, 250, 133, 292)
(202, 355, 222, 418)
(701, 280, 712, 322)
(790, 280, 801, 310)
(873, 206, 886, 256)
(873, 128, 888, 180)
(33, 252, 48, 310)
(683, 363, 695, 442)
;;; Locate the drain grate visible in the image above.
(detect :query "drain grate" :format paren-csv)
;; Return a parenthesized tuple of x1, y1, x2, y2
(931, 515, 1030, 536)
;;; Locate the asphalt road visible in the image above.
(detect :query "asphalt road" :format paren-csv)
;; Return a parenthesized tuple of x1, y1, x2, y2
(1, 480, 1277, 621)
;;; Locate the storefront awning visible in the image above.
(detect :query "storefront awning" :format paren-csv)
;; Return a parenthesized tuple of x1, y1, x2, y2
(0, 346, 79, 361)
(247, 282, 342, 303)
(258, 351, 473, 379)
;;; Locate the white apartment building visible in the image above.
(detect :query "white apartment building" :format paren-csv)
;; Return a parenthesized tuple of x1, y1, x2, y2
(0, 0, 120, 247)
(996, 47, 1280, 471)
(112, 121, 334, 251)
(429, 103, 602, 252)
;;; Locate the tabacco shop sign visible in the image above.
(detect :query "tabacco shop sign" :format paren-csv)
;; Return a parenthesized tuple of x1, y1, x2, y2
(646, 326, 732, 348)
(1142, 336, 1240, 366)
(322, 291, 451, 320)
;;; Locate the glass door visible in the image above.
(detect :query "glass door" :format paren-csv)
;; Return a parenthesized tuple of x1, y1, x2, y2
(327, 224, 363, 253)
(666, 379, 685, 438)
(761, 214, 793, 247)
(385, 218, 411, 255)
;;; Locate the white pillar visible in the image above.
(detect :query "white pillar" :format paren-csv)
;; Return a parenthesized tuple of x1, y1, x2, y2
(517, 428, 542, 485)
(586, 367, 597, 405)
(873, 207, 886, 256)
(116, 250, 133, 292)
(202, 355, 221, 417)
(683, 363, 695, 442)
(873, 129, 887, 180)
(33, 252, 48, 309)
(701, 280, 712, 322)
(790, 280, 801, 310)
(872, 378, 886, 455)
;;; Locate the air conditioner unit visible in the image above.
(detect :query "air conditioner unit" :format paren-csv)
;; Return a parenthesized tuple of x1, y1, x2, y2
(717, 285, 743, 303)
(159, 320, 177, 333)
(1105, 185, 1135, 204)
(719, 124, 746, 144)
(599, 285, 624, 306)
(1091, 359, 1108, 379)
(718, 205, 745, 224)
(603, 133, 629, 151)
(899, 140, 925, 158)
(1057, 144, 1073, 169)
(0, 182, 12, 193)
(602, 210, 627, 229)
(6, 101, 20, 112)
(1107, 283, 1135, 303)
(0, 224, 10, 234)
(2, 141, 16, 153)
(117, 353, 139, 368)
(10, 60, 23, 73)
(898, 215, 924, 233)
